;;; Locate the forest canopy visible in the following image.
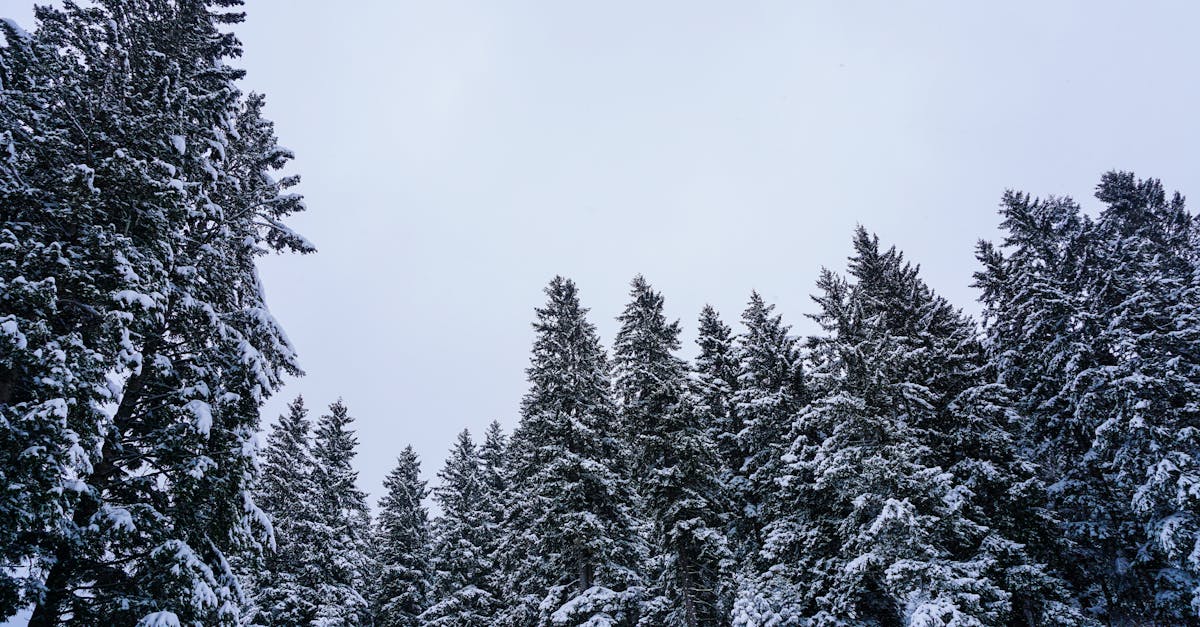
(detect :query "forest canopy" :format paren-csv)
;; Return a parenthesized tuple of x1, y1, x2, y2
(2, 1, 1199, 626)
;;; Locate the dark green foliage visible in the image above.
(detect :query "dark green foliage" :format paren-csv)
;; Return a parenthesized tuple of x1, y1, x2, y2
(736, 229, 1088, 625)
(977, 172, 1200, 624)
(374, 446, 432, 627)
(252, 397, 323, 624)
(694, 305, 742, 487)
(730, 292, 805, 564)
(422, 429, 499, 625)
(311, 400, 374, 624)
(1, 1, 309, 623)
(497, 276, 644, 626)
(613, 277, 730, 626)
(2, 8, 1196, 619)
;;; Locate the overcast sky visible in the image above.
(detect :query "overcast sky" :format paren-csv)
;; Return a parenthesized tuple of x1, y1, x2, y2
(7, 0, 1200, 506)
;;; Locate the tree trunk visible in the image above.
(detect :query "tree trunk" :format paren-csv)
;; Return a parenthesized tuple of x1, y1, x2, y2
(0, 366, 14, 406)
(678, 552, 698, 627)
(28, 491, 99, 627)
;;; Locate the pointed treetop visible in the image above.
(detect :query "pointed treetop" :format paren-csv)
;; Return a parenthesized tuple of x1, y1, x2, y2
(614, 274, 684, 396)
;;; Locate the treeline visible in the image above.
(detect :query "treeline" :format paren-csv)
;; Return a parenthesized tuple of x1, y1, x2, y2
(2, 1, 1199, 627)
(254, 174, 1200, 626)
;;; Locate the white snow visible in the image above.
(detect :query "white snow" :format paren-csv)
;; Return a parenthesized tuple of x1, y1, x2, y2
(105, 506, 136, 532)
(0, 317, 27, 349)
(138, 611, 180, 627)
(1, 18, 32, 41)
(186, 399, 213, 436)
(114, 289, 156, 310)
(169, 135, 186, 155)
(74, 164, 98, 193)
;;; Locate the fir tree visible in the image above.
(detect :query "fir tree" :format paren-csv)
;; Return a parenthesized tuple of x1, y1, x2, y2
(311, 400, 373, 625)
(730, 292, 804, 563)
(1075, 173, 1200, 623)
(422, 429, 498, 625)
(613, 275, 687, 466)
(692, 305, 742, 617)
(837, 229, 1084, 625)
(0, 14, 111, 615)
(479, 420, 509, 524)
(250, 397, 324, 625)
(479, 419, 510, 607)
(612, 276, 729, 626)
(374, 446, 432, 627)
(738, 229, 1089, 626)
(978, 173, 1200, 623)
(1, 2, 311, 624)
(694, 305, 741, 488)
(498, 276, 644, 626)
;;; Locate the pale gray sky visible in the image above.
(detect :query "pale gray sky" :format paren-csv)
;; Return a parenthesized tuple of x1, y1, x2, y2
(6, 0, 1200, 505)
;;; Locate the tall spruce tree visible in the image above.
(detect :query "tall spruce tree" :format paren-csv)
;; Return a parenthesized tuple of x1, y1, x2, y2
(730, 292, 805, 565)
(612, 276, 729, 626)
(374, 446, 432, 627)
(1, 2, 311, 624)
(977, 173, 1200, 623)
(694, 305, 741, 488)
(479, 420, 509, 522)
(310, 400, 373, 625)
(613, 275, 688, 469)
(836, 229, 1083, 625)
(251, 397, 324, 625)
(497, 276, 644, 626)
(479, 419, 509, 611)
(692, 305, 742, 617)
(422, 429, 498, 625)
(0, 15, 111, 616)
(735, 229, 1087, 625)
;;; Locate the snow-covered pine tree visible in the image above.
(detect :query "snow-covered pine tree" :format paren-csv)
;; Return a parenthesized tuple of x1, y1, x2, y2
(1073, 173, 1200, 623)
(480, 420, 509, 524)
(694, 305, 741, 489)
(738, 229, 1088, 626)
(973, 192, 1095, 610)
(610, 275, 673, 610)
(978, 173, 1200, 623)
(2, 1, 311, 624)
(497, 276, 644, 626)
(612, 276, 729, 626)
(250, 396, 323, 624)
(421, 429, 498, 625)
(0, 15, 113, 617)
(309, 400, 373, 625)
(975, 186, 1116, 619)
(973, 191, 1088, 480)
(729, 292, 804, 565)
(374, 445, 432, 627)
(613, 275, 687, 468)
(692, 305, 743, 617)
(479, 419, 509, 609)
(740, 265, 983, 625)
(838, 229, 1085, 624)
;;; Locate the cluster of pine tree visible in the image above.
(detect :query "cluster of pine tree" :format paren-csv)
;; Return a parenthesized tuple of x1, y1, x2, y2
(254, 180, 1200, 626)
(5, 2, 1200, 627)
(1, 1, 312, 625)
